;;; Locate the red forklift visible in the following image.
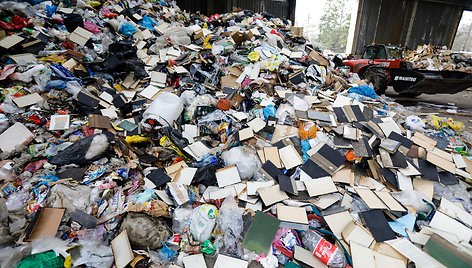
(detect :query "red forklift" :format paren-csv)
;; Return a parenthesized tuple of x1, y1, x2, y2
(342, 44, 472, 97)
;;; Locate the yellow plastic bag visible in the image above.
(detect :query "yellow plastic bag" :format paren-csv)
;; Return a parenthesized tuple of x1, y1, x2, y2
(446, 118, 465, 131)
(125, 135, 151, 144)
(86, 1, 102, 7)
(248, 51, 260, 62)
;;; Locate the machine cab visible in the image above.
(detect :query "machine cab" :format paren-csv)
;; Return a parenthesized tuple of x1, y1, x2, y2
(363, 44, 403, 60)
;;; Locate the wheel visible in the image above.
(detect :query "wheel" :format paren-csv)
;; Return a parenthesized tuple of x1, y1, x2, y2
(399, 92, 422, 98)
(362, 68, 388, 95)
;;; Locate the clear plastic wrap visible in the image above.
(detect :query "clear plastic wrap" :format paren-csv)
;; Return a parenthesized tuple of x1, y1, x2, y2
(172, 207, 193, 233)
(391, 190, 433, 213)
(221, 146, 262, 179)
(6, 190, 30, 212)
(434, 182, 472, 213)
(218, 196, 243, 256)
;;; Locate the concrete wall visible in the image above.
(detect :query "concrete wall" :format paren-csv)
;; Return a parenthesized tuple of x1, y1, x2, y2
(349, 0, 465, 55)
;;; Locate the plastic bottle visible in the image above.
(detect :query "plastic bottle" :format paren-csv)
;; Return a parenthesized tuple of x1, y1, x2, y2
(0, 162, 14, 182)
(301, 230, 349, 268)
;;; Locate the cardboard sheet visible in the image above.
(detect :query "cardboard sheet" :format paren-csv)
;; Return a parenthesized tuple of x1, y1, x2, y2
(257, 185, 289, 205)
(323, 210, 353, 238)
(215, 165, 241, 187)
(279, 145, 303, 169)
(360, 210, 396, 242)
(111, 230, 134, 268)
(13, 93, 43, 108)
(304, 177, 338, 197)
(214, 254, 248, 268)
(276, 204, 308, 224)
(355, 188, 388, 210)
(26, 207, 65, 241)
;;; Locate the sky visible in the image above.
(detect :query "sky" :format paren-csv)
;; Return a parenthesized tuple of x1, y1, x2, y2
(294, 0, 326, 27)
(462, 10, 472, 24)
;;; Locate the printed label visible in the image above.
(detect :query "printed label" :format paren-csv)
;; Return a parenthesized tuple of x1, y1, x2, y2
(313, 237, 337, 264)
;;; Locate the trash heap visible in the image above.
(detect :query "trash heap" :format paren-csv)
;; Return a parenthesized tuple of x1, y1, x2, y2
(0, 1, 471, 268)
(404, 44, 472, 73)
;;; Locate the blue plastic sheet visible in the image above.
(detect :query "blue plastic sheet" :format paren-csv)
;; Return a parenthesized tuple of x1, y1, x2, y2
(263, 104, 276, 120)
(139, 15, 158, 31)
(45, 80, 67, 91)
(135, 188, 156, 203)
(301, 139, 311, 162)
(119, 22, 137, 36)
(348, 85, 378, 99)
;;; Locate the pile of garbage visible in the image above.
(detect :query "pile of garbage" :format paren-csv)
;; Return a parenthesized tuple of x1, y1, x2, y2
(0, 1, 471, 268)
(404, 44, 472, 73)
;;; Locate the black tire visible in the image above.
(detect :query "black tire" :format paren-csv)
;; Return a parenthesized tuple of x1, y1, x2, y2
(362, 68, 388, 95)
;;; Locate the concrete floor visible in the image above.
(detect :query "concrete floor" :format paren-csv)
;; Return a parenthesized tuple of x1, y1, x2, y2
(385, 87, 472, 130)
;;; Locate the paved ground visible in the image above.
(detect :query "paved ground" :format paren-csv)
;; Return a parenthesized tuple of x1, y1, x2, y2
(385, 87, 472, 130)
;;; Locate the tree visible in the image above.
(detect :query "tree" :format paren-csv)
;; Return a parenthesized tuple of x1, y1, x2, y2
(452, 22, 472, 52)
(316, 0, 351, 52)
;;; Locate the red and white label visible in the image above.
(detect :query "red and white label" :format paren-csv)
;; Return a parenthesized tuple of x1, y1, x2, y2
(313, 237, 337, 264)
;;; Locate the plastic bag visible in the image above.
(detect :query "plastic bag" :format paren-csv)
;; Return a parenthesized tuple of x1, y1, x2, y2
(221, 146, 261, 179)
(73, 240, 114, 268)
(428, 115, 465, 131)
(49, 133, 111, 166)
(263, 104, 276, 120)
(119, 22, 137, 36)
(10, 65, 46, 83)
(139, 15, 158, 31)
(405, 115, 426, 131)
(218, 196, 243, 255)
(16, 250, 65, 268)
(65, 81, 82, 98)
(298, 120, 318, 140)
(193, 164, 218, 186)
(190, 204, 217, 242)
(348, 85, 378, 99)
(135, 188, 156, 203)
(391, 190, 433, 213)
(0, 114, 9, 134)
(158, 242, 177, 262)
(172, 207, 193, 233)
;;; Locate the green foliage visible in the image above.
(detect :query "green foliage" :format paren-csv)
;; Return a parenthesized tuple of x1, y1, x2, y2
(316, 0, 351, 52)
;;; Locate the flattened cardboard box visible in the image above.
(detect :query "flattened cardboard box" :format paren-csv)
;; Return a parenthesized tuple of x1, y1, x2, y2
(257, 185, 289, 205)
(25, 207, 65, 241)
(13, 93, 43, 108)
(276, 204, 308, 225)
(215, 165, 241, 188)
(304, 177, 338, 197)
(0, 123, 34, 153)
(89, 114, 113, 129)
(111, 230, 134, 268)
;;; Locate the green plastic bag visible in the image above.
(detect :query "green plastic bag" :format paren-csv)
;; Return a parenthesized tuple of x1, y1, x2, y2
(16, 251, 65, 268)
(201, 240, 216, 254)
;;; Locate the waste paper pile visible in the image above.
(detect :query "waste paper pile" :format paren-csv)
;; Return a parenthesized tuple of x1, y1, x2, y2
(404, 44, 472, 73)
(0, 1, 471, 268)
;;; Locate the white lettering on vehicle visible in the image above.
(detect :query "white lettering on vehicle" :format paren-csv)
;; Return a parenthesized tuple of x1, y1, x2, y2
(378, 62, 390, 67)
(394, 76, 417, 82)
